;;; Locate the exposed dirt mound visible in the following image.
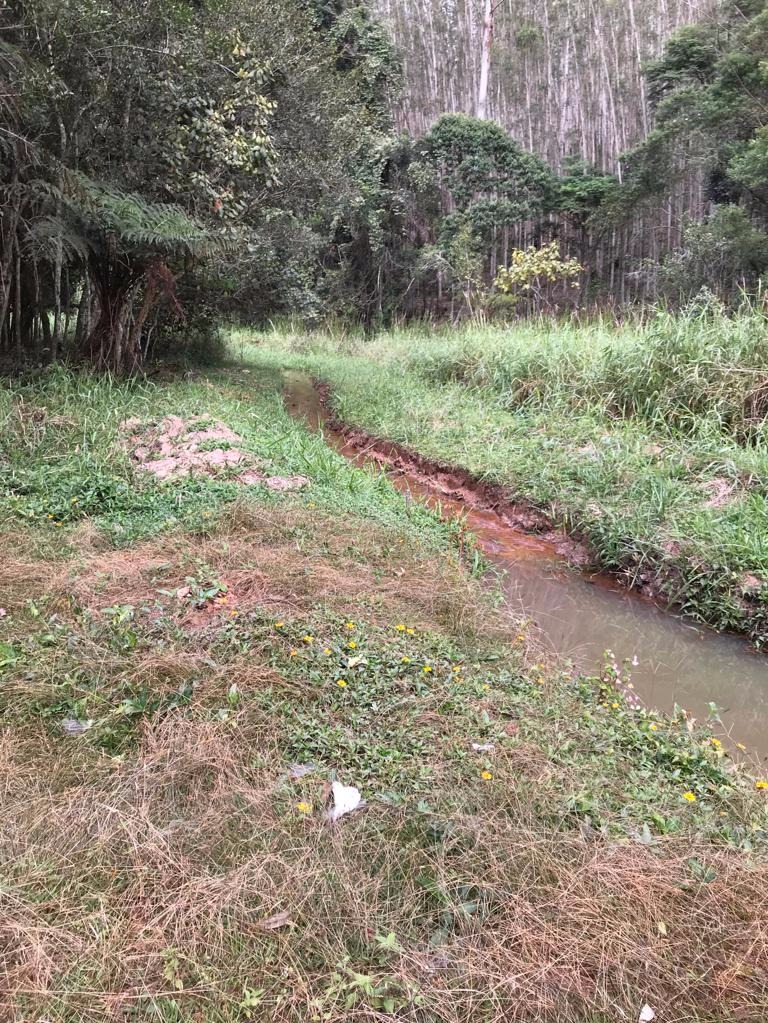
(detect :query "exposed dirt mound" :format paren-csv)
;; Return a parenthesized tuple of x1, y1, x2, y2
(120, 414, 309, 491)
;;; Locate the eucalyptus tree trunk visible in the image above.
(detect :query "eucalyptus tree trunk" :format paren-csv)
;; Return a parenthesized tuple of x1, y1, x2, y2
(377, 0, 715, 169)
(374, 0, 717, 299)
(476, 0, 494, 119)
(0, 165, 21, 347)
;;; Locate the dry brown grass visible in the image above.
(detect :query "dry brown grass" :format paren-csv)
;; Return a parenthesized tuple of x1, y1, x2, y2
(1, 716, 767, 1022)
(31, 503, 490, 645)
(1, 505, 768, 1022)
(0, 534, 60, 612)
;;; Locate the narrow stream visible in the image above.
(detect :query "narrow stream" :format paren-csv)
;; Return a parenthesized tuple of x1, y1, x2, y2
(284, 370, 768, 758)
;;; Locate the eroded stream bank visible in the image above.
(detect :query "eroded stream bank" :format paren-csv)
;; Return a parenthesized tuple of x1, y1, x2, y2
(283, 370, 768, 757)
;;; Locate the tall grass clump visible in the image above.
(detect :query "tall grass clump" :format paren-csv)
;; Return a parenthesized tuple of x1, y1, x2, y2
(376, 299, 768, 443)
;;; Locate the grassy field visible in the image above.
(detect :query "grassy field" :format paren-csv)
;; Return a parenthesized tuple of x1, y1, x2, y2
(1, 357, 768, 1022)
(241, 304, 768, 647)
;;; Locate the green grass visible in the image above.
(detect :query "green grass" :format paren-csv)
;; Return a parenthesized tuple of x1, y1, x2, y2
(240, 308, 768, 646)
(2, 355, 768, 1022)
(0, 362, 455, 550)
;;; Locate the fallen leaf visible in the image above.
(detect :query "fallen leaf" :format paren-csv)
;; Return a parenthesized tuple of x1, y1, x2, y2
(0, 608, 6, 618)
(175, 586, 192, 600)
(259, 910, 294, 931)
(656, 921, 667, 936)
(471, 742, 495, 753)
(639, 1004, 656, 1022)
(347, 656, 368, 668)
(327, 781, 365, 822)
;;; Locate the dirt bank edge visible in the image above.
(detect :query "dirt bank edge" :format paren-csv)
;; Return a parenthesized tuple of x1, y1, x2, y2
(312, 380, 767, 650)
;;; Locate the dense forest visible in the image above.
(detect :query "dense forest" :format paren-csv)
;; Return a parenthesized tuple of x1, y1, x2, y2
(2, 0, 768, 370)
(377, 0, 714, 170)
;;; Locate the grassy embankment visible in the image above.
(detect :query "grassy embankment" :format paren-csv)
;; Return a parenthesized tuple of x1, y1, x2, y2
(242, 305, 768, 647)
(1, 358, 768, 1022)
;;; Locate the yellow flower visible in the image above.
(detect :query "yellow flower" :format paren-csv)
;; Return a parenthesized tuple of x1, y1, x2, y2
(452, 666, 462, 674)
(345, 621, 356, 630)
(483, 684, 490, 692)
(289, 650, 298, 658)
(406, 628, 415, 636)
(423, 665, 433, 674)
(275, 622, 285, 630)
(336, 679, 348, 688)
(737, 743, 747, 751)
(307, 503, 317, 509)
(481, 770, 493, 781)
(296, 802, 312, 814)
(683, 791, 697, 803)
(515, 634, 525, 643)
(395, 623, 406, 632)
(756, 781, 768, 790)
(347, 641, 357, 650)
(302, 635, 313, 644)
(401, 656, 411, 664)
(611, 702, 619, 710)
(710, 738, 722, 748)
(649, 723, 658, 732)
(323, 648, 332, 656)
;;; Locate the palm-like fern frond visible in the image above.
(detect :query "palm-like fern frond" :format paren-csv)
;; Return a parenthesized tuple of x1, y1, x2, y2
(64, 173, 224, 260)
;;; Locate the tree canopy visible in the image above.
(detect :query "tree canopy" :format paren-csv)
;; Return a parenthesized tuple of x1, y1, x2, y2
(3, 0, 768, 366)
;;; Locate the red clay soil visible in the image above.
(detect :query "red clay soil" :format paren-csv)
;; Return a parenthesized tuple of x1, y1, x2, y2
(313, 382, 594, 568)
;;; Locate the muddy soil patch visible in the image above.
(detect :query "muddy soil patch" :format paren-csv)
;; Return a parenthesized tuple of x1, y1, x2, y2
(313, 383, 593, 564)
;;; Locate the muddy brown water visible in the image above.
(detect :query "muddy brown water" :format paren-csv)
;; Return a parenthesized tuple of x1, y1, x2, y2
(283, 370, 768, 759)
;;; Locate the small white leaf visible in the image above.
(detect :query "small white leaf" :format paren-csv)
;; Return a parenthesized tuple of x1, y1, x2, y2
(639, 1004, 656, 1022)
(327, 781, 365, 822)
(471, 743, 495, 752)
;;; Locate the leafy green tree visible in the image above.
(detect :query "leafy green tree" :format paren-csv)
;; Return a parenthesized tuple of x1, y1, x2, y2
(64, 178, 220, 372)
(644, 205, 768, 302)
(1, 0, 281, 369)
(625, 1, 768, 218)
(423, 114, 553, 229)
(413, 114, 553, 313)
(494, 241, 582, 309)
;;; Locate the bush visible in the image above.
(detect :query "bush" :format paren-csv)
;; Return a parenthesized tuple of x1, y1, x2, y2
(644, 206, 768, 303)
